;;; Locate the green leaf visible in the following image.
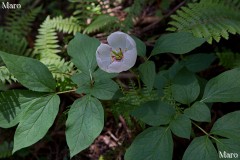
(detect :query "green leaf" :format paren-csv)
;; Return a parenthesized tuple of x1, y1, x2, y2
(183, 53, 216, 72)
(201, 68, 240, 102)
(0, 90, 44, 128)
(77, 79, 119, 100)
(66, 96, 104, 158)
(131, 100, 175, 126)
(0, 52, 56, 92)
(183, 136, 218, 160)
(151, 32, 205, 55)
(72, 69, 117, 89)
(154, 71, 168, 90)
(131, 36, 146, 57)
(184, 101, 211, 122)
(71, 72, 90, 86)
(13, 94, 60, 153)
(125, 127, 173, 160)
(171, 69, 200, 105)
(138, 61, 156, 91)
(210, 111, 240, 140)
(167, 61, 184, 80)
(170, 114, 191, 139)
(93, 68, 118, 80)
(216, 138, 240, 159)
(67, 33, 100, 74)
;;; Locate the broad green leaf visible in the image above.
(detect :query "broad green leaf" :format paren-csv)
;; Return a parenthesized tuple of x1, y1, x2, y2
(131, 36, 146, 57)
(171, 69, 200, 105)
(76, 79, 119, 100)
(170, 114, 191, 139)
(91, 79, 119, 100)
(13, 94, 60, 153)
(67, 33, 100, 74)
(151, 32, 205, 55)
(131, 100, 175, 126)
(72, 69, 117, 88)
(154, 71, 168, 90)
(0, 90, 44, 128)
(183, 53, 216, 72)
(197, 76, 208, 99)
(71, 72, 90, 86)
(183, 136, 218, 160)
(138, 61, 156, 91)
(184, 101, 211, 122)
(125, 127, 173, 160)
(66, 96, 104, 158)
(216, 138, 240, 159)
(0, 52, 56, 92)
(167, 61, 184, 80)
(201, 68, 240, 102)
(210, 111, 240, 140)
(93, 68, 118, 80)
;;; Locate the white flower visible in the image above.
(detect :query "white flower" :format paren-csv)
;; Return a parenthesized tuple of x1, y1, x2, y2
(96, 31, 137, 73)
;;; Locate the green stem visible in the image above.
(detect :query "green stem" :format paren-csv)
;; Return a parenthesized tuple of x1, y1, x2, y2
(146, 55, 152, 61)
(192, 121, 220, 143)
(192, 121, 209, 136)
(56, 89, 76, 95)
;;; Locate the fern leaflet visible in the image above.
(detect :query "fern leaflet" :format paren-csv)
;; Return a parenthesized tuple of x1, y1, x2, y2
(0, 28, 27, 56)
(216, 51, 240, 69)
(5, 6, 41, 37)
(51, 16, 82, 34)
(0, 66, 17, 84)
(84, 15, 118, 34)
(34, 16, 75, 82)
(167, 0, 240, 43)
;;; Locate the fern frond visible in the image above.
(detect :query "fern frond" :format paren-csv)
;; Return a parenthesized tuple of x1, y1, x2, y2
(162, 82, 179, 107)
(73, 1, 101, 22)
(84, 15, 118, 34)
(216, 51, 240, 69)
(5, 6, 41, 37)
(34, 16, 61, 56)
(34, 16, 75, 82)
(0, 66, 17, 84)
(51, 16, 82, 34)
(0, 28, 27, 56)
(40, 57, 74, 81)
(112, 81, 158, 126)
(167, 0, 240, 43)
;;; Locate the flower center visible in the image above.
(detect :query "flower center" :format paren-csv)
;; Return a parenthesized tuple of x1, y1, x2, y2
(111, 48, 124, 61)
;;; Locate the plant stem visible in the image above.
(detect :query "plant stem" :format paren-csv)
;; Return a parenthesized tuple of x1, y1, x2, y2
(192, 121, 209, 136)
(56, 89, 76, 95)
(192, 121, 221, 143)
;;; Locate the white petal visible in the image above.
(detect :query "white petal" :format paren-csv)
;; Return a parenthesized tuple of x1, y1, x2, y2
(106, 61, 126, 73)
(122, 48, 137, 68)
(97, 58, 111, 71)
(96, 43, 112, 62)
(107, 31, 128, 50)
(126, 34, 136, 49)
(96, 43, 112, 71)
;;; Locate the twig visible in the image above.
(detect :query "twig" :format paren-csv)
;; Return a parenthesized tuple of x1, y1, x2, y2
(119, 115, 132, 139)
(142, 0, 187, 32)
